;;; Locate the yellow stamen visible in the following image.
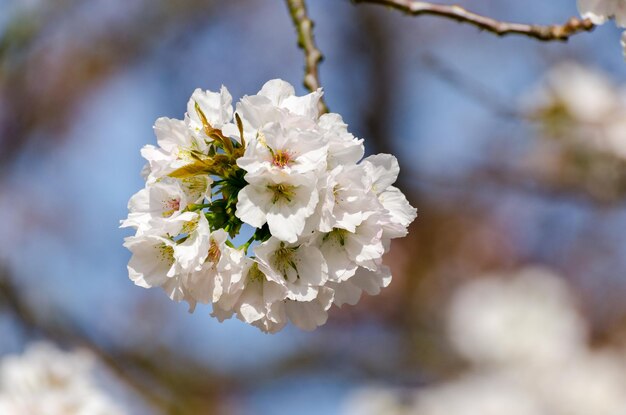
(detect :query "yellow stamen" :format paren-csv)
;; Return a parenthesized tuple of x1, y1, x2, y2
(267, 183, 296, 204)
(207, 239, 221, 263)
(272, 150, 292, 168)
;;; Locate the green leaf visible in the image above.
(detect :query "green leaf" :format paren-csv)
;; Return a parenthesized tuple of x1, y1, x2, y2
(167, 154, 232, 179)
(235, 112, 246, 148)
(168, 159, 214, 179)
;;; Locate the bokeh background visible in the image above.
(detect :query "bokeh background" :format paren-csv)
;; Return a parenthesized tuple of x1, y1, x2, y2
(2, 0, 626, 414)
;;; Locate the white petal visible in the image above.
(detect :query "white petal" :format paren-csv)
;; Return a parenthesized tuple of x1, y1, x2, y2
(319, 232, 358, 282)
(281, 88, 323, 120)
(235, 184, 272, 228)
(285, 287, 334, 331)
(154, 117, 189, 153)
(344, 219, 385, 270)
(578, 0, 611, 24)
(211, 303, 235, 322)
(174, 214, 210, 272)
(236, 94, 279, 132)
(362, 153, 400, 194)
(379, 186, 416, 226)
(328, 281, 363, 307)
(258, 79, 296, 105)
(266, 208, 306, 243)
(237, 281, 266, 323)
(353, 265, 392, 295)
(125, 235, 175, 288)
(319, 113, 365, 167)
(187, 86, 233, 131)
(236, 138, 272, 174)
(285, 284, 319, 302)
(265, 182, 319, 243)
(296, 245, 328, 286)
(188, 263, 220, 304)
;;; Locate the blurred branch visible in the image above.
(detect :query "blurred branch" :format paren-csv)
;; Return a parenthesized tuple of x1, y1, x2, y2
(0, 0, 220, 174)
(0, 265, 399, 413)
(352, 0, 595, 41)
(0, 268, 171, 413)
(420, 53, 519, 119)
(414, 166, 626, 208)
(0, 0, 79, 65)
(353, 6, 416, 196)
(354, 7, 396, 158)
(285, 0, 329, 114)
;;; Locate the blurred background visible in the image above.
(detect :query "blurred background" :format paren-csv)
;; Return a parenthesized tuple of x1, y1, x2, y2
(2, 0, 626, 413)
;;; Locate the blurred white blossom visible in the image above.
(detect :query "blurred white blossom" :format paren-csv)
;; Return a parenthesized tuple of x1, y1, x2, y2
(342, 268, 626, 415)
(447, 267, 587, 367)
(524, 62, 626, 159)
(341, 386, 417, 415)
(0, 342, 127, 415)
(413, 372, 544, 415)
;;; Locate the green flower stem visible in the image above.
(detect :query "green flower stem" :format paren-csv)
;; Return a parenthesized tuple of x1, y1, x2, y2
(186, 203, 212, 211)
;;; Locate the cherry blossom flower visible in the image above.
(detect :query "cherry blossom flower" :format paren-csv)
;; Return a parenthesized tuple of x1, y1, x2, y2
(236, 170, 319, 243)
(255, 237, 328, 301)
(578, 0, 626, 57)
(578, 0, 626, 26)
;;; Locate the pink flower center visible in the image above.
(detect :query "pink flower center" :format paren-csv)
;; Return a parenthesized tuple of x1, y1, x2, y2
(162, 198, 180, 217)
(272, 150, 292, 168)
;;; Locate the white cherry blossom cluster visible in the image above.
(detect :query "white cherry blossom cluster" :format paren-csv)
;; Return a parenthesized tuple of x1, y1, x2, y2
(122, 79, 416, 333)
(0, 342, 127, 415)
(578, 0, 626, 57)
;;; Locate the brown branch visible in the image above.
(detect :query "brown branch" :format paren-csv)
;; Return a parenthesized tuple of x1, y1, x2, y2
(353, 0, 595, 41)
(285, 0, 329, 114)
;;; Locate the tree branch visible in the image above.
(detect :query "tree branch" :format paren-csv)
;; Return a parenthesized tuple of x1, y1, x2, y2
(352, 0, 595, 41)
(285, 0, 329, 114)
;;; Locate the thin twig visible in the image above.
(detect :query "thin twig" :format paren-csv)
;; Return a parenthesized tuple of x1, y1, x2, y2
(353, 0, 595, 41)
(285, 0, 329, 114)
